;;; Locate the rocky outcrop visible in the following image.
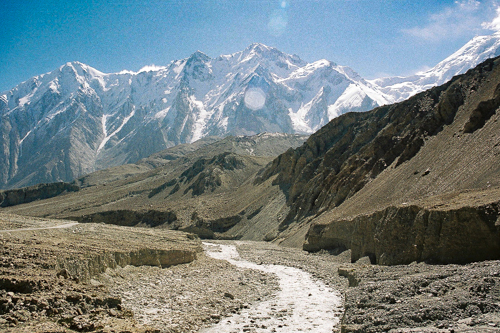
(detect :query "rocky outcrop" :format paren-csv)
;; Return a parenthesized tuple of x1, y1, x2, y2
(179, 152, 246, 196)
(181, 212, 243, 239)
(70, 209, 177, 228)
(304, 202, 500, 265)
(0, 182, 79, 207)
(57, 248, 197, 283)
(463, 79, 500, 133)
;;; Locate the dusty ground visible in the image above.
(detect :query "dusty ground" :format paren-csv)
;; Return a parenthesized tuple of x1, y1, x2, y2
(1, 213, 500, 332)
(0, 213, 200, 332)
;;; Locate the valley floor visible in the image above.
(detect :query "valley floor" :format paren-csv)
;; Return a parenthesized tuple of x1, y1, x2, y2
(102, 240, 349, 333)
(1, 215, 499, 332)
(100, 241, 500, 333)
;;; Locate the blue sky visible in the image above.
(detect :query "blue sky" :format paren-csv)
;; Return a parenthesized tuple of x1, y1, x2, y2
(1, 0, 499, 92)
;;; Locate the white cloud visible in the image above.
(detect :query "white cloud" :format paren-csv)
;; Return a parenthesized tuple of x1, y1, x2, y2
(402, 0, 484, 42)
(138, 65, 167, 73)
(482, 5, 500, 31)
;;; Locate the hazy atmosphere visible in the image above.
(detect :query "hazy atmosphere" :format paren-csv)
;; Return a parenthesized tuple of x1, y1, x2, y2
(2, 0, 500, 92)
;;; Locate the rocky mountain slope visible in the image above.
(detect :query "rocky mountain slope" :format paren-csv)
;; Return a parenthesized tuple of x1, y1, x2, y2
(264, 55, 500, 264)
(2, 132, 307, 241)
(4, 56, 500, 267)
(3, 33, 500, 191)
(0, 44, 388, 189)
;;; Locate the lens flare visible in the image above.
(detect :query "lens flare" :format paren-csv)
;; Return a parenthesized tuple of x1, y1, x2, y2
(268, 9, 288, 37)
(244, 88, 266, 110)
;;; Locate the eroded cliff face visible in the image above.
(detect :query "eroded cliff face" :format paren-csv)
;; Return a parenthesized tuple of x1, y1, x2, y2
(304, 201, 500, 265)
(57, 248, 197, 283)
(0, 214, 202, 331)
(0, 182, 79, 208)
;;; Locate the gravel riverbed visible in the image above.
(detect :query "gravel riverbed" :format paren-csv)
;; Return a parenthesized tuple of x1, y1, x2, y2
(201, 242, 344, 332)
(103, 240, 500, 333)
(103, 240, 349, 333)
(2, 218, 499, 333)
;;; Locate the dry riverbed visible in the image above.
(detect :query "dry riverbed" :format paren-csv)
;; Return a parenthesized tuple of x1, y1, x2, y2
(2, 213, 499, 333)
(0, 214, 349, 333)
(103, 240, 349, 333)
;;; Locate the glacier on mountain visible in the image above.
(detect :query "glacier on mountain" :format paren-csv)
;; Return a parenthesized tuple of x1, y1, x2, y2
(2, 32, 500, 189)
(0, 43, 390, 188)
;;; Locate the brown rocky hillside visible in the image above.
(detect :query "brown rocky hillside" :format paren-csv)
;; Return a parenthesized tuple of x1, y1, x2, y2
(1, 133, 306, 241)
(274, 57, 500, 264)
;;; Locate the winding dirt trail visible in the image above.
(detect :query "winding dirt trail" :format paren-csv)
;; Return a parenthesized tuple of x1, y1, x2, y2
(0, 222, 79, 233)
(201, 242, 343, 333)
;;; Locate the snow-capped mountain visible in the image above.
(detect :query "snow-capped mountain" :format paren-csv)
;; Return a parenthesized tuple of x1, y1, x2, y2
(0, 43, 390, 189)
(373, 32, 500, 102)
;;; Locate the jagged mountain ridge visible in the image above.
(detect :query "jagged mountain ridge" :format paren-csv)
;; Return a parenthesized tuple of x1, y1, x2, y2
(3, 32, 500, 190)
(373, 32, 500, 102)
(0, 43, 389, 189)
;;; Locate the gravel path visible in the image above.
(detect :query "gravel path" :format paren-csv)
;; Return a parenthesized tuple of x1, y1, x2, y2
(201, 242, 343, 332)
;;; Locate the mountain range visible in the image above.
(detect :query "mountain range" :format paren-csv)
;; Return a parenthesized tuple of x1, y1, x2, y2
(372, 32, 500, 101)
(3, 52, 500, 268)
(1, 32, 500, 189)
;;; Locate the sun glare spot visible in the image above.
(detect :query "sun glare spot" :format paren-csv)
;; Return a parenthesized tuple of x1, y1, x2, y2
(268, 9, 288, 37)
(244, 88, 266, 110)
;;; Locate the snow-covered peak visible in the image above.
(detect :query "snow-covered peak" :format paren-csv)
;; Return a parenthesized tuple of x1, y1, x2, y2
(421, 33, 500, 83)
(187, 50, 211, 63)
(373, 32, 500, 102)
(284, 60, 333, 82)
(58, 61, 105, 79)
(283, 59, 366, 87)
(242, 43, 278, 58)
(181, 51, 214, 83)
(308, 59, 335, 69)
(332, 64, 364, 83)
(234, 43, 306, 74)
(0, 43, 410, 188)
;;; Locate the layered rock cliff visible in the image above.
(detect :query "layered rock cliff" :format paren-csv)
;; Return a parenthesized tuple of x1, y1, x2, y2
(304, 200, 500, 265)
(0, 182, 79, 208)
